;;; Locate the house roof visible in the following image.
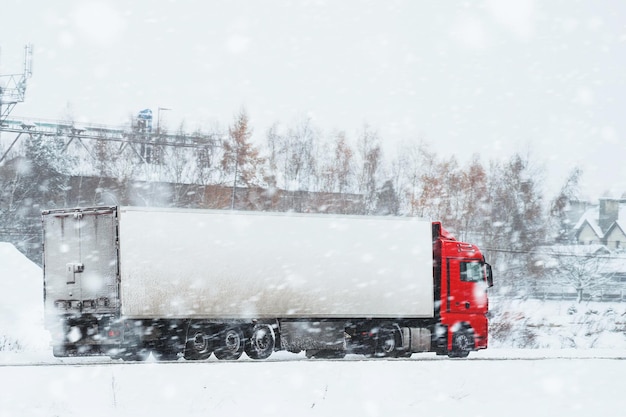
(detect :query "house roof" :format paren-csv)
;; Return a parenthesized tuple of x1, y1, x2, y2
(574, 207, 602, 232)
(574, 217, 604, 240)
(573, 203, 626, 240)
(573, 207, 597, 230)
(606, 220, 626, 235)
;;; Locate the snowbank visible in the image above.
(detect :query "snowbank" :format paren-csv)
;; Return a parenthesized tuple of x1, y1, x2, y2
(0, 242, 49, 352)
(490, 297, 626, 349)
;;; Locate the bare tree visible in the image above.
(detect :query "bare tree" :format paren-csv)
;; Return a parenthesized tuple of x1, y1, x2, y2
(162, 122, 197, 205)
(265, 122, 284, 190)
(391, 140, 434, 217)
(482, 152, 545, 296)
(319, 131, 353, 192)
(222, 109, 264, 208)
(193, 125, 222, 187)
(263, 118, 322, 211)
(544, 247, 615, 303)
(265, 118, 319, 193)
(355, 125, 383, 214)
(455, 156, 489, 242)
(318, 131, 356, 213)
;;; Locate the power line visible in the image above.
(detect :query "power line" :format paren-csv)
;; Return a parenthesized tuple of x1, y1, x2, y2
(483, 247, 626, 260)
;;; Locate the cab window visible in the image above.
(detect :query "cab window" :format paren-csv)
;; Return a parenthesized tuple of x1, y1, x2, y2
(460, 262, 484, 283)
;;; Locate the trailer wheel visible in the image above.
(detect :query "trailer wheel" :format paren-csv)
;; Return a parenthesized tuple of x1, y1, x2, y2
(214, 327, 245, 360)
(245, 324, 275, 360)
(449, 329, 474, 358)
(184, 326, 213, 360)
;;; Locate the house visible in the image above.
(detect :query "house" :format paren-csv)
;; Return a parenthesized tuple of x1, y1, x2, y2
(573, 198, 626, 250)
(532, 197, 626, 301)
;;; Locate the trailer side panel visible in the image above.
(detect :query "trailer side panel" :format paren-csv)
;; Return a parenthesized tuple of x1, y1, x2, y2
(118, 207, 434, 319)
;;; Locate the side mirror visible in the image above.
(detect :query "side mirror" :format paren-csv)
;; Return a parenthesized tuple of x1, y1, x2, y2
(485, 263, 494, 288)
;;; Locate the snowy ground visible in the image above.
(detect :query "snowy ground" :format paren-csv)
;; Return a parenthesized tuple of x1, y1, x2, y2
(1, 350, 625, 417)
(2, 242, 626, 416)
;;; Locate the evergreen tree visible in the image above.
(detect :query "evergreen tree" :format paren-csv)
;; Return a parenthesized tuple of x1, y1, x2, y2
(549, 167, 582, 244)
(375, 179, 400, 215)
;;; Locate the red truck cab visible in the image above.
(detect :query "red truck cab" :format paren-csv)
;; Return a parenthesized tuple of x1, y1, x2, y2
(433, 222, 493, 357)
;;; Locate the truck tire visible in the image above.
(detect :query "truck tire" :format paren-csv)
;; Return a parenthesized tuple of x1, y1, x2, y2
(214, 326, 245, 360)
(245, 324, 275, 360)
(184, 325, 213, 360)
(375, 325, 399, 358)
(448, 329, 474, 358)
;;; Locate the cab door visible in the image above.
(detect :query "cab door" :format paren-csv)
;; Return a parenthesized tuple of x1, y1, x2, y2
(445, 256, 488, 315)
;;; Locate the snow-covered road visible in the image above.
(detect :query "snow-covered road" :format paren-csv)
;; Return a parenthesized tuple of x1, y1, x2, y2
(2, 350, 625, 417)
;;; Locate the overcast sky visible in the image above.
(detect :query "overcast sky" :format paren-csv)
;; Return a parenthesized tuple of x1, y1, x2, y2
(1, 0, 626, 200)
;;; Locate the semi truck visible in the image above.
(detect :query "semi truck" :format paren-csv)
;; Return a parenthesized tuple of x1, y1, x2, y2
(42, 206, 493, 360)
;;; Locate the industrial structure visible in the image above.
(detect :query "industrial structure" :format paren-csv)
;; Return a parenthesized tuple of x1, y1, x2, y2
(0, 44, 32, 125)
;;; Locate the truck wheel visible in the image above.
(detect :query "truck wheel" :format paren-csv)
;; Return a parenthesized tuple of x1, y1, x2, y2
(214, 327, 245, 360)
(245, 324, 275, 360)
(375, 326, 399, 358)
(449, 329, 474, 358)
(184, 327, 213, 360)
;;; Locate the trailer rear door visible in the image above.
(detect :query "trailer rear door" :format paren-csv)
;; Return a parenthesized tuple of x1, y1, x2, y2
(43, 207, 119, 315)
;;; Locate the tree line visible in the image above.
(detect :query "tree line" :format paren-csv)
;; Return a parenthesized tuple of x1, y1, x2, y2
(0, 109, 590, 296)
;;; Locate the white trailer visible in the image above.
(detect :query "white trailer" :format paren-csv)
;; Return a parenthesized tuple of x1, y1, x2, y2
(43, 206, 492, 360)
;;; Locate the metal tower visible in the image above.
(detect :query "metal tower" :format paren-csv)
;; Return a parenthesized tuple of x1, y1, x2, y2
(0, 44, 33, 124)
